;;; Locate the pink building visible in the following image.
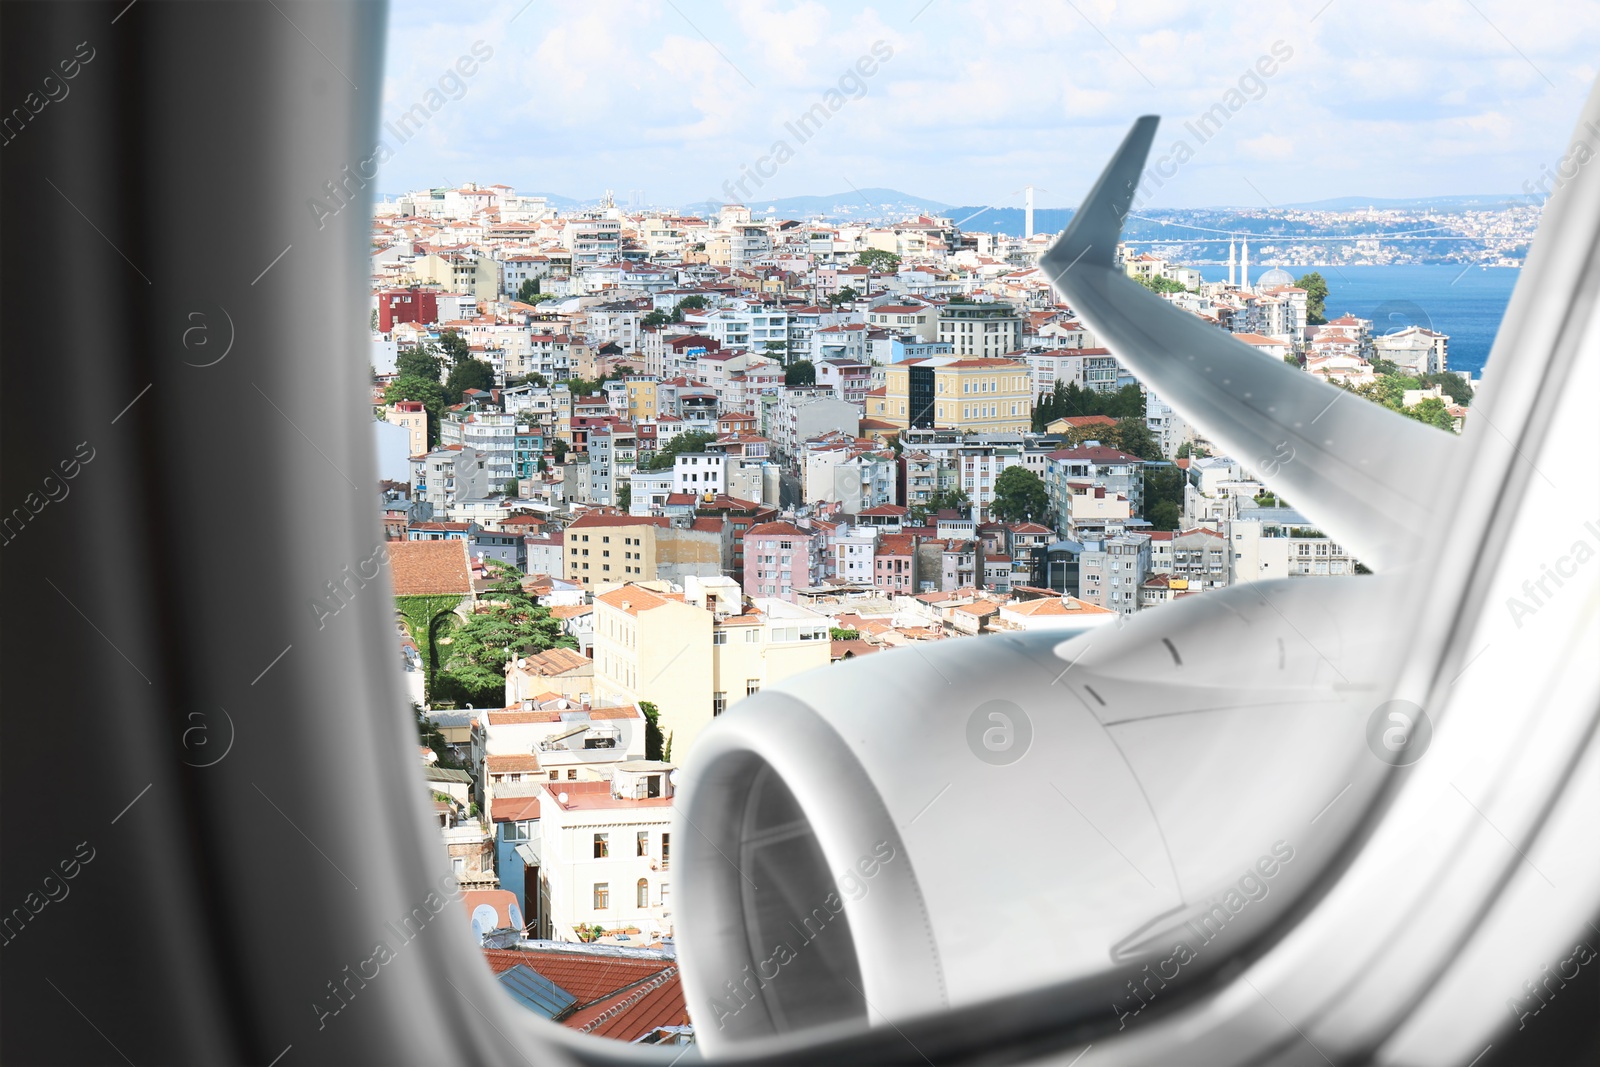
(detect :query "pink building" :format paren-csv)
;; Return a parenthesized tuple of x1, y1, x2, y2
(743, 521, 826, 601)
(874, 533, 918, 595)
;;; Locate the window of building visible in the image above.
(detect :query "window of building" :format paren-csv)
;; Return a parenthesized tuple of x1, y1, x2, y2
(637, 831, 649, 857)
(747, 679, 761, 696)
(593, 883, 609, 909)
(636, 878, 650, 908)
(566, 769, 577, 780)
(452, 856, 465, 874)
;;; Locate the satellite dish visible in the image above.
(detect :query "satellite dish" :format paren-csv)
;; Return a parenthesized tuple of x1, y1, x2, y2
(557, 792, 568, 805)
(668, 770, 679, 786)
(470, 904, 500, 941)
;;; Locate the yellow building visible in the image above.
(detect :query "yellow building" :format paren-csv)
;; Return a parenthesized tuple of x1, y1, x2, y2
(881, 357, 1031, 433)
(592, 577, 832, 758)
(592, 582, 713, 758)
(563, 511, 725, 591)
(386, 400, 429, 457)
(625, 377, 658, 421)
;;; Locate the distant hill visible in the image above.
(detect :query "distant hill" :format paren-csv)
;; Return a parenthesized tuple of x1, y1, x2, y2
(1280, 194, 1530, 211)
(690, 188, 954, 220)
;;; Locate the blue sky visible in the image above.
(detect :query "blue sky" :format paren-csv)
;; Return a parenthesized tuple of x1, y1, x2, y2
(376, 0, 1600, 210)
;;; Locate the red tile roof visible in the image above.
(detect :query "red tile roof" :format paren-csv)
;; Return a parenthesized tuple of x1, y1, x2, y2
(389, 540, 474, 596)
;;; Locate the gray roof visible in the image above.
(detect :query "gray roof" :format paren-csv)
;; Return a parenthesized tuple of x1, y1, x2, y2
(424, 766, 473, 784)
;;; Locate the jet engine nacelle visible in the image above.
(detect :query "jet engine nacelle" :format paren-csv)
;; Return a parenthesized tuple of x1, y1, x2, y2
(676, 576, 1403, 1050)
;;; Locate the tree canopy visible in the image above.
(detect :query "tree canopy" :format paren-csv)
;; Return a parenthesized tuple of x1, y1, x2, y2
(1136, 274, 1191, 294)
(785, 359, 817, 386)
(909, 487, 969, 524)
(444, 357, 496, 405)
(1143, 464, 1185, 531)
(641, 429, 719, 471)
(435, 561, 575, 707)
(856, 249, 901, 271)
(383, 375, 445, 446)
(437, 328, 470, 367)
(828, 286, 860, 306)
(1295, 272, 1329, 325)
(989, 466, 1050, 524)
(1032, 381, 1146, 431)
(396, 344, 443, 382)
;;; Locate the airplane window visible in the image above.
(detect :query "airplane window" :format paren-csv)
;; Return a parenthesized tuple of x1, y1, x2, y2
(364, 4, 1599, 1057)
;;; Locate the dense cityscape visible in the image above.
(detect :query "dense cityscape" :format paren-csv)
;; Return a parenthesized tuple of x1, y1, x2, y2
(371, 185, 1478, 1044)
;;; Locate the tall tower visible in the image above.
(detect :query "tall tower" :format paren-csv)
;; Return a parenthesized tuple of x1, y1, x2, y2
(1228, 240, 1237, 288)
(1241, 237, 1250, 291)
(1024, 185, 1035, 241)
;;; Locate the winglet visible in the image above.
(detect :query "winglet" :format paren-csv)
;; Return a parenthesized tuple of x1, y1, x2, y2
(1042, 115, 1159, 273)
(1038, 117, 1454, 573)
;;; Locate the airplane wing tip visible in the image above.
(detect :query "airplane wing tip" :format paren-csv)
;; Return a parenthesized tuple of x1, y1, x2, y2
(1043, 115, 1161, 275)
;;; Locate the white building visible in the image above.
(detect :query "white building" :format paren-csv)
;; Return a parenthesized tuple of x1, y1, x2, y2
(538, 763, 676, 943)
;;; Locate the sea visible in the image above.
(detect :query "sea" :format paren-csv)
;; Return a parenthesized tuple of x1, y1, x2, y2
(1191, 264, 1522, 380)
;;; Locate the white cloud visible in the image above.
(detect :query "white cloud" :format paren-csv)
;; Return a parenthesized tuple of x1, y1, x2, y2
(377, 0, 1600, 207)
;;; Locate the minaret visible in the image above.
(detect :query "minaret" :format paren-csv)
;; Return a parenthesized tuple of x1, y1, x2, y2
(1240, 238, 1250, 291)
(1228, 240, 1237, 288)
(1024, 185, 1035, 241)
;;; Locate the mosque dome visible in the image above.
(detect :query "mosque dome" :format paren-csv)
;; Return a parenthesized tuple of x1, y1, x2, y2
(1257, 266, 1294, 289)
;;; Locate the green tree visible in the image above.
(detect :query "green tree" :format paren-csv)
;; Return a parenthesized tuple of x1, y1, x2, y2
(1404, 396, 1457, 432)
(639, 701, 664, 761)
(383, 375, 446, 446)
(437, 328, 471, 367)
(1175, 440, 1210, 459)
(617, 483, 632, 511)
(641, 430, 719, 471)
(677, 294, 709, 313)
(786, 359, 817, 386)
(1418, 371, 1472, 406)
(989, 466, 1050, 524)
(1104, 417, 1163, 461)
(856, 249, 901, 271)
(1295, 272, 1329, 325)
(370, 308, 379, 332)
(515, 278, 541, 303)
(642, 309, 674, 328)
(444, 358, 496, 405)
(829, 627, 861, 641)
(828, 286, 860, 306)
(550, 439, 568, 465)
(396, 344, 443, 382)
(502, 479, 520, 497)
(1142, 464, 1185, 531)
(1136, 274, 1191, 294)
(909, 487, 970, 524)
(435, 561, 576, 707)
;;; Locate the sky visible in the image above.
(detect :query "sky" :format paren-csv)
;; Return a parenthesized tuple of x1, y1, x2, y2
(375, 0, 1600, 211)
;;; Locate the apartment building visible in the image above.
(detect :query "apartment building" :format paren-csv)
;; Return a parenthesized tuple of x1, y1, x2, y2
(1045, 444, 1146, 519)
(1078, 532, 1152, 616)
(1229, 507, 1358, 581)
(743, 521, 827, 602)
(441, 411, 519, 489)
(388, 400, 429, 458)
(769, 389, 860, 461)
(866, 302, 938, 342)
(538, 767, 675, 943)
(411, 445, 488, 512)
(937, 301, 1023, 357)
(562, 511, 722, 590)
(880, 357, 1031, 433)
